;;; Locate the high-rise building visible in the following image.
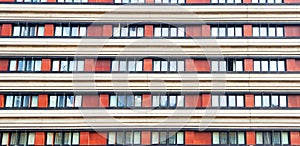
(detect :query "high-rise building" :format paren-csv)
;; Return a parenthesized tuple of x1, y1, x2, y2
(0, 0, 299, 145)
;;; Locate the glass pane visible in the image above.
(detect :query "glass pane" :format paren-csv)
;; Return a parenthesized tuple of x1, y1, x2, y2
(79, 26, 87, 36)
(219, 61, 226, 71)
(229, 132, 237, 144)
(5, 96, 13, 107)
(14, 96, 22, 107)
(153, 61, 161, 71)
(118, 96, 125, 107)
(129, 27, 137, 37)
(55, 132, 63, 145)
(273, 132, 281, 145)
(235, 27, 242, 37)
(19, 132, 28, 145)
(18, 60, 25, 71)
(228, 95, 236, 107)
(127, 95, 134, 107)
(60, 61, 68, 71)
(52, 60, 60, 71)
(31, 95, 38, 107)
(154, 27, 161, 37)
(220, 132, 228, 144)
(136, 61, 143, 71)
(66, 96, 74, 107)
(211, 27, 218, 37)
(271, 95, 279, 107)
(220, 95, 227, 107)
(228, 27, 234, 37)
(74, 95, 82, 107)
(219, 27, 226, 37)
(68, 60, 74, 71)
(117, 132, 124, 144)
(133, 132, 141, 144)
(263, 95, 270, 107)
(29, 26, 36, 36)
(23, 95, 30, 107)
(213, 132, 219, 144)
(170, 27, 177, 37)
(177, 61, 185, 71)
(282, 132, 289, 144)
(162, 27, 169, 37)
(134, 95, 142, 107)
(57, 96, 65, 107)
(280, 96, 287, 107)
(46, 133, 53, 145)
(71, 26, 79, 36)
(72, 132, 79, 145)
(238, 132, 245, 144)
(112, 61, 119, 71)
(13, 26, 21, 36)
(152, 132, 159, 144)
(177, 132, 184, 144)
(253, 27, 259, 37)
(169, 132, 176, 144)
(235, 61, 243, 71)
(9, 60, 17, 71)
(38, 26, 44, 36)
(169, 96, 176, 107)
(63, 26, 70, 36)
(137, 27, 144, 37)
(35, 60, 41, 71)
(278, 60, 285, 71)
(10, 133, 18, 145)
(255, 95, 262, 107)
(260, 27, 267, 37)
(21, 26, 28, 36)
(110, 95, 117, 107)
(125, 132, 133, 144)
(212, 95, 219, 107)
(121, 27, 128, 37)
(152, 96, 160, 107)
(77, 60, 85, 71)
(161, 96, 168, 107)
(49, 96, 57, 107)
(161, 61, 168, 71)
(64, 132, 72, 145)
(108, 132, 116, 144)
(119, 61, 127, 71)
(269, 27, 276, 37)
(113, 26, 120, 37)
(177, 96, 184, 107)
(128, 61, 136, 72)
(264, 132, 271, 144)
(55, 26, 62, 36)
(254, 61, 261, 71)
(170, 61, 177, 72)
(256, 132, 263, 144)
(160, 132, 167, 144)
(178, 27, 185, 37)
(261, 61, 269, 72)
(26, 60, 34, 71)
(1, 133, 8, 145)
(211, 61, 218, 72)
(28, 133, 35, 145)
(270, 60, 277, 71)
(277, 27, 284, 37)
(236, 95, 244, 107)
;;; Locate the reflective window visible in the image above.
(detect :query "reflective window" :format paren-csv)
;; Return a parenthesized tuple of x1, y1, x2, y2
(154, 26, 185, 37)
(48, 95, 82, 108)
(254, 95, 287, 108)
(108, 132, 141, 145)
(254, 60, 285, 72)
(256, 132, 289, 145)
(111, 60, 143, 72)
(211, 95, 244, 108)
(152, 95, 185, 108)
(153, 60, 185, 72)
(46, 132, 79, 145)
(109, 95, 142, 108)
(5, 95, 38, 108)
(55, 25, 87, 37)
(9, 59, 41, 72)
(13, 24, 44, 36)
(211, 25, 243, 37)
(113, 25, 144, 37)
(52, 60, 85, 72)
(213, 132, 245, 144)
(252, 25, 284, 37)
(151, 132, 184, 145)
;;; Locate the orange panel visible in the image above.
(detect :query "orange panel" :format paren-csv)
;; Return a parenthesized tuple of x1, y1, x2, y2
(145, 0, 154, 3)
(103, 25, 112, 37)
(84, 59, 96, 71)
(82, 95, 99, 107)
(288, 95, 298, 108)
(143, 59, 152, 72)
(185, 59, 196, 71)
(1, 24, 12, 36)
(87, 25, 103, 37)
(284, 0, 300, 3)
(194, 132, 211, 145)
(295, 59, 300, 71)
(99, 94, 109, 107)
(89, 132, 107, 145)
(243, 0, 251, 3)
(186, 0, 209, 3)
(286, 59, 296, 71)
(185, 131, 194, 145)
(0, 0, 14, 2)
(0, 95, 4, 108)
(80, 132, 89, 145)
(246, 131, 256, 145)
(88, 0, 97, 2)
(97, 0, 113, 2)
(38, 94, 48, 108)
(0, 59, 8, 71)
(95, 60, 111, 72)
(194, 59, 210, 72)
(244, 59, 253, 72)
(34, 132, 46, 145)
(47, 0, 56, 2)
(290, 132, 300, 145)
(243, 25, 252, 37)
(41, 59, 51, 72)
(201, 25, 210, 37)
(185, 95, 196, 107)
(186, 26, 202, 37)
(285, 26, 300, 37)
(44, 24, 54, 36)
(245, 94, 254, 108)
(145, 25, 154, 37)
(297, 95, 300, 107)
(142, 131, 151, 145)
(202, 94, 211, 107)
(196, 95, 202, 107)
(142, 94, 151, 107)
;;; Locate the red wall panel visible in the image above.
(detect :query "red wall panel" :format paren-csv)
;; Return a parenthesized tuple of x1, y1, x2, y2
(194, 132, 211, 145)
(82, 95, 99, 107)
(47, 0, 56, 2)
(103, 25, 112, 37)
(80, 132, 89, 145)
(286, 59, 296, 71)
(243, 0, 251, 3)
(202, 94, 211, 107)
(97, 0, 113, 3)
(44, 24, 54, 36)
(0, 0, 14, 2)
(285, 26, 300, 36)
(1, 24, 12, 36)
(99, 94, 109, 107)
(246, 131, 256, 145)
(0, 95, 4, 108)
(143, 59, 152, 72)
(244, 59, 253, 72)
(0, 59, 8, 71)
(146, 0, 154, 3)
(186, 0, 210, 3)
(295, 59, 300, 71)
(284, 0, 300, 3)
(142, 94, 151, 107)
(34, 132, 46, 145)
(41, 59, 51, 71)
(141, 131, 151, 145)
(185, 95, 197, 107)
(87, 25, 103, 37)
(201, 25, 210, 37)
(185, 131, 194, 145)
(95, 60, 111, 72)
(243, 25, 252, 37)
(84, 59, 96, 71)
(194, 59, 210, 72)
(145, 25, 154, 37)
(288, 95, 300, 108)
(89, 132, 107, 145)
(38, 94, 48, 108)
(290, 132, 300, 145)
(245, 94, 254, 108)
(185, 59, 196, 71)
(186, 26, 201, 37)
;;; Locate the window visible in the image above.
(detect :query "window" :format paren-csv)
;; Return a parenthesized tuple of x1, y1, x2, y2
(55, 25, 87, 37)
(213, 132, 245, 145)
(111, 60, 143, 72)
(154, 26, 185, 37)
(254, 60, 285, 72)
(211, 0, 241, 3)
(46, 132, 79, 145)
(0, 132, 35, 145)
(108, 132, 141, 145)
(9, 59, 41, 72)
(13, 24, 44, 37)
(113, 25, 144, 37)
(256, 132, 289, 145)
(211, 25, 243, 37)
(211, 60, 226, 72)
(152, 95, 185, 108)
(211, 95, 244, 108)
(52, 60, 85, 72)
(109, 95, 142, 108)
(227, 59, 243, 72)
(254, 95, 287, 108)
(5, 95, 38, 108)
(252, 25, 284, 37)
(16, 0, 47, 2)
(57, 0, 87, 3)
(114, 0, 144, 3)
(153, 0, 184, 3)
(153, 60, 185, 72)
(49, 95, 82, 108)
(252, 0, 282, 3)
(151, 132, 184, 145)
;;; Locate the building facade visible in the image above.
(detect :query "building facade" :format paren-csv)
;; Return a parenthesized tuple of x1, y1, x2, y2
(0, 0, 299, 145)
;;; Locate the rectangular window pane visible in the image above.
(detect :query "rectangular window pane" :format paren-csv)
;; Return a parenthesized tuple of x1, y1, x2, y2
(55, 26, 62, 36)
(60, 61, 68, 71)
(255, 95, 262, 107)
(160, 132, 167, 144)
(228, 95, 236, 107)
(169, 96, 176, 107)
(137, 27, 144, 37)
(162, 28, 169, 37)
(178, 27, 185, 37)
(154, 27, 161, 37)
(260, 27, 267, 37)
(169, 132, 176, 144)
(170, 27, 177, 37)
(121, 27, 128, 37)
(177, 61, 184, 71)
(238, 132, 245, 144)
(72, 132, 79, 145)
(112, 61, 119, 71)
(161, 61, 168, 71)
(263, 95, 270, 107)
(113, 26, 120, 37)
(71, 27, 79, 36)
(282, 132, 289, 144)
(269, 27, 276, 37)
(237, 95, 244, 107)
(66, 96, 74, 107)
(229, 132, 237, 144)
(261, 61, 269, 72)
(278, 61, 285, 71)
(118, 96, 125, 107)
(270, 60, 277, 71)
(14, 96, 22, 107)
(212, 95, 219, 107)
(160, 96, 167, 107)
(55, 132, 63, 145)
(63, 26, 70, 36)
(13, 26, 20, 36)
(220, 132, 228, 144)
(119, 61, 127, 71)
(152, 132, 159, 144)
(64, 132, 72, 145)
(129, 27, 137, 37)
(219, 27, 226, 37)
(77, 60, 85, 71)
(256, 132, 263, 144)
(152, 96, 159, 107)
(253, 27, 259, 37)
(31, 95, 38, 107)
(79, 26, 87, 36)
(211, 61, 218, 72)
(135, 61, 143, 71)
(127, 95, 134, 107)
(125, 132, 133, 144)
(271, 95, 279, 107)
(5, 96, 13, 107)
(110, 95, 117, 107)
(9, 60, 17, 71)
(277, 27, 284, 37)
(74, 95, 82, 107)
(220, 95, 227, 107)
(133, 132, 140, 144)
(49, 96, 57, 107)
(46, 133, 53, 145)
(28, 133, 35, 145)
(228, 27, 234, 37)
(273, 132, 281, 145)
(57, 96, 65, 107)
(235, 27, 242, 37)
(280, 95, 287, 107)
(211, 27, 218, 37)
(26, 60, 34, 71)
(170, 61, 177, 72)
(134, 95, 142, 107)
(213, 132, 220, 144)
(153, 61, 161, 72)
(235, 61, 243, 71)
(21, 26, 28, 36)
(1, 133, 8, 145)
(23, 95, 30, 107)
(52, 60, 60, 71)
(177, 132, 184, 144)
(220, 61, 226, 71)
(18, 60, 25, 71)
(38, 26, 44, 36)
(264, 132, 271, 144)
(254, 61, 261, 71)
(128, 61, 136, 71)
(10, 133, 18, 145)
(34, 60, 41, 71)
(108, 132, 116, 144)
(177, 96, 184, 107)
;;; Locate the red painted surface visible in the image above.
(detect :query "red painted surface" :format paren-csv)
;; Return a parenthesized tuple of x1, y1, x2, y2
(194, 132, 211, 144)
(0, 59, 8, 71)
(286, 59, 296, 71)
(87, 25, 103, 37)
(185, 59, 196, 71)
(245, 94, 254, 108)
(89, 132, 107, 144)
(142, 94, 151, 107)
(1, 24, 12, 36)
(103, 25, 112, 37)
(244, 25, 252, 37)
(244, 59, 253, 72)
(82, 95, 99, 107)
(246, 131, 256, 145)
(41, 59, 51, 71)
(35, 132, 46, 145)
(186, 0, 210, 3)
(186, 26, 201, 37)
(95, 60, 111, 72)
(185, 95, 197, 107)
(243, 0, 251, 3)
(142, 131, 151, 145)
(194, 60, 210, 72)
(47, 0, 56, 2)
(185, 131, 194, 145)
(44, 24, 54, 36)
(97, 0, 113, 3)
(99, 94, 109, 107)
(38, 94, 48, 108)
(290, 132, 300, 145)
(285, 26, 300, 36)
(84, 59, 95, 71)
(145, 25, 154, 37)
(202, 94, 211, 107)
(79, 132, 89, 145)
(144, 59, 152, 72)
(0, 95, 4, 108)
(201, 25, 210, 37)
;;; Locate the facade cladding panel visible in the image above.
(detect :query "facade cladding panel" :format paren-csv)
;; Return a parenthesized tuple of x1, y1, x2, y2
(0, 0, 299, 146)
